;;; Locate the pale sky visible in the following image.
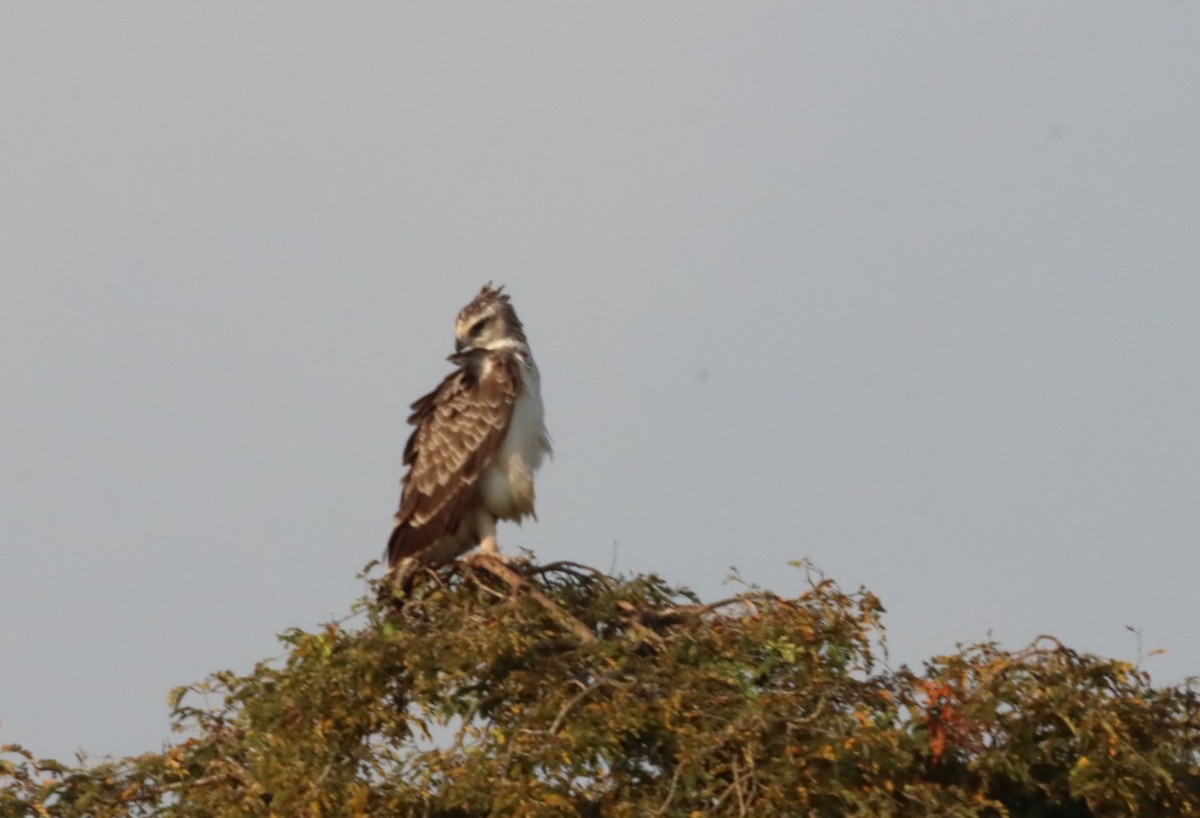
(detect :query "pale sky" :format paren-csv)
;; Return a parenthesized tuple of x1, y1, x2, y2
(3, 5, 1199, 761)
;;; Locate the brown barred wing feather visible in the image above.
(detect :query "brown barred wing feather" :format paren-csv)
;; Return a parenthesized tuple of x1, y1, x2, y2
(386, 355, 519, 567)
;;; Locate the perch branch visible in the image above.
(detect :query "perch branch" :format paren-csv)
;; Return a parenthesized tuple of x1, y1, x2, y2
(468, 554, 597, 643)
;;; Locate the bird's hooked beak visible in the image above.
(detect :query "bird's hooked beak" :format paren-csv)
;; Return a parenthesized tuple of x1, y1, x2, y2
(454, 338, 466, 354)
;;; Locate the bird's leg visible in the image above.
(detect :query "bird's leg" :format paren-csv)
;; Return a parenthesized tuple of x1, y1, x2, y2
(479, 533, 500, 555)
(476, 516, 509, 562)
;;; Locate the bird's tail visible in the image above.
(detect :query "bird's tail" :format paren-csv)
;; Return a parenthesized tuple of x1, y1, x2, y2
(379, 523, 414, 607)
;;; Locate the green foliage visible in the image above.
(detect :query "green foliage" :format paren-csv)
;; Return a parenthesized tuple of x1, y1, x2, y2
(3, 559, 1199, 817)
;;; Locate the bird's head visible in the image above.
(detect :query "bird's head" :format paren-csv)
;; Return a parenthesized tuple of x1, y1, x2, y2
(453, 283, 527, 354)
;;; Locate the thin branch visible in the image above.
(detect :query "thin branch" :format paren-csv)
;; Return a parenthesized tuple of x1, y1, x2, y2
(547, 677, 608, 736)
(451, 701, 482, 754)
(732, 757, 747, 817)
(524, 560, 615, 587)
(652, 764, 683, 817)
(467, 572, 509, 601)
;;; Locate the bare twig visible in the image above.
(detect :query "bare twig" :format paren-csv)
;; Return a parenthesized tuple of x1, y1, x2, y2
(463, 566, 508, 601)
(523, 560, 615, 588)
(547, 677, 608, 736)
(451, 701, 482, 754)
(732, 757, 747, 817)
(667, 596, 754, 625)
(652, 764, 682, 817)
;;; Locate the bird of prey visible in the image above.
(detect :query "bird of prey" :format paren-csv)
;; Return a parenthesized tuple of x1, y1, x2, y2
(386, 284, 551, 584)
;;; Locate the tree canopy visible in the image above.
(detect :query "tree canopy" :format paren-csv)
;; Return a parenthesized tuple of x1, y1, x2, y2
(4, 557, 1199, 817)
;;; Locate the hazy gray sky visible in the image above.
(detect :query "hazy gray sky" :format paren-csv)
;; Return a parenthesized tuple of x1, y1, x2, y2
(3, 5, 1199, 761)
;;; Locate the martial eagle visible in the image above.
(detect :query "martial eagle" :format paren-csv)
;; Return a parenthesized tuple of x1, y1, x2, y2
(386, 284, 551, 583)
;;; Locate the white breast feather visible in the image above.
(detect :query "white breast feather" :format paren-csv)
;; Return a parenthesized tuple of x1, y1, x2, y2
(480, 357, 548, 520)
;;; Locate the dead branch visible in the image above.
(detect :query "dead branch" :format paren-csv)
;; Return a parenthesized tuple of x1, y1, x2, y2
(614, 600, 669, 646)
(523, 560, 615, 587)
(547, 677, 609, 736)
(652, 764, 683, 817)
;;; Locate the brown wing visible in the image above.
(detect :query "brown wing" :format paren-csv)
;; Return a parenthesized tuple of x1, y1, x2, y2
(386, 354, 519, 567)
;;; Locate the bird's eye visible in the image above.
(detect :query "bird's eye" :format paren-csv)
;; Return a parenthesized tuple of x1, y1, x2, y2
(468, 319, 487, 338)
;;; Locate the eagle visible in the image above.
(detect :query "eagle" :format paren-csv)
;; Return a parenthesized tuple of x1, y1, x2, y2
(386, 284, 551, 584)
